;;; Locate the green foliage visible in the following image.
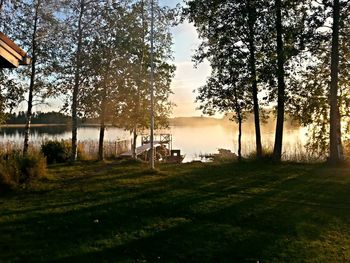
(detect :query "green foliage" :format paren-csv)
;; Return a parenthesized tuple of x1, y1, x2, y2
(41, 141, 70, 164)
(53, 0, 176, 160)
(286, 0, 350, 157)
(0, 68, 25, 125)
(185, 0, 265, 158)
(112, 1, 176, 134)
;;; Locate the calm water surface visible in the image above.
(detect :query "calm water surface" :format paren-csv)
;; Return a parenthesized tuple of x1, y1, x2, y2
(0, 124, 306, 162)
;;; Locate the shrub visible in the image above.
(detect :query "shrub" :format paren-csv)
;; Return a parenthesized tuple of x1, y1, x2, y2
(0, 154, 20, 190)
(246, 147, 274, 162)
(0, 157, 19, 192)
(41, 140, 70, 164)
(77, 143, 90, 161)
(18, 153, 47, 184)
(0, 152, 47, 192)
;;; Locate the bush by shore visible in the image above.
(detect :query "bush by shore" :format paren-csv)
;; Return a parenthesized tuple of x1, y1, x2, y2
(0, 152, 47, 192)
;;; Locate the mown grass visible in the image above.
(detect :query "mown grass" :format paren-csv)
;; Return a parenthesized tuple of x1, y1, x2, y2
(1, 160, 350, 262)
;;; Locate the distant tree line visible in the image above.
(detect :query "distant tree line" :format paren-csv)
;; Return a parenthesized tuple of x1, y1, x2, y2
(0, 0, 176, 161)
(185, 0, 350, 163)
(4, 111, 142, 125)
(5, 112, 70, 125)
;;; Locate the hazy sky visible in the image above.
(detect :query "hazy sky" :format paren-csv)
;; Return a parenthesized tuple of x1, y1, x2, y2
(159, 0, 211, 117)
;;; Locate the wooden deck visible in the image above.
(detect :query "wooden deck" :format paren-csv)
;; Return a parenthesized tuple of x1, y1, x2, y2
(121, 141, 161, 157)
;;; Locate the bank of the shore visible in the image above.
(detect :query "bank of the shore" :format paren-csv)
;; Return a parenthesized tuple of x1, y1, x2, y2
(0, 124, 68, 128)
(0, 160, 349, 262)
(0, 123, 117, 128)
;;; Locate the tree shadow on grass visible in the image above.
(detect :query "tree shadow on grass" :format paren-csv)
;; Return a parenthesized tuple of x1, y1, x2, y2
(50, 193, 345, 263)
(1, 161, 350, 262)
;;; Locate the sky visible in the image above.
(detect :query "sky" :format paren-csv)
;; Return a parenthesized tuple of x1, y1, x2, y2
(159, 0, 211, 117)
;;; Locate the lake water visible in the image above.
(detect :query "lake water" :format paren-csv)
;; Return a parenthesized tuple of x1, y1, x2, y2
(0, 124, 307, 162)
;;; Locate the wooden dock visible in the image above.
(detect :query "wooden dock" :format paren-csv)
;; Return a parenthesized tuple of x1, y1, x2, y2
(120, 141, 161, 157)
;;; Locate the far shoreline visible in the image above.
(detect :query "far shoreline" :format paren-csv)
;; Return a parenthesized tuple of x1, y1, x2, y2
(0, 124, 68, 128)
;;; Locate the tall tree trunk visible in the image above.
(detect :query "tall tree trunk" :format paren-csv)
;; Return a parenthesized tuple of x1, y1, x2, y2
(71, 0, 85, 162)
(132, 128, 138, 159)
(273, 0, 286, 162)
(98, 60, 112, 161)
(98, 83, 108, 160)
(98, 109, 105, 161)
(247, 0, 262, 158)
(23, 0, 39, 155)
(98, 125, 105, 160)
(237, 115, 242, 161)
(329, 0, 344, 164)
(233, 85, 243, 161)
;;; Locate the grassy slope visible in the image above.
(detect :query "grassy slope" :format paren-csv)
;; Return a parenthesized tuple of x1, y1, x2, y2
(1, 160, 350, 262)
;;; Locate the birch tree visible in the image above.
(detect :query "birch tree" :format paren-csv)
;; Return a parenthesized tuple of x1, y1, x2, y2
(59, 0, 102, 161)
(113, 0, 176, 159)
(80, 1, 133, 160)
(2, 0, 61, 154)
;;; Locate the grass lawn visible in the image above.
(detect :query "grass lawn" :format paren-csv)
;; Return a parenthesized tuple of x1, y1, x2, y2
(1, 160, 350, 262)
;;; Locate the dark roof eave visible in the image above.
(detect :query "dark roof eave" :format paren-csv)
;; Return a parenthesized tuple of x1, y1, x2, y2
(0, 31, 31, 68)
